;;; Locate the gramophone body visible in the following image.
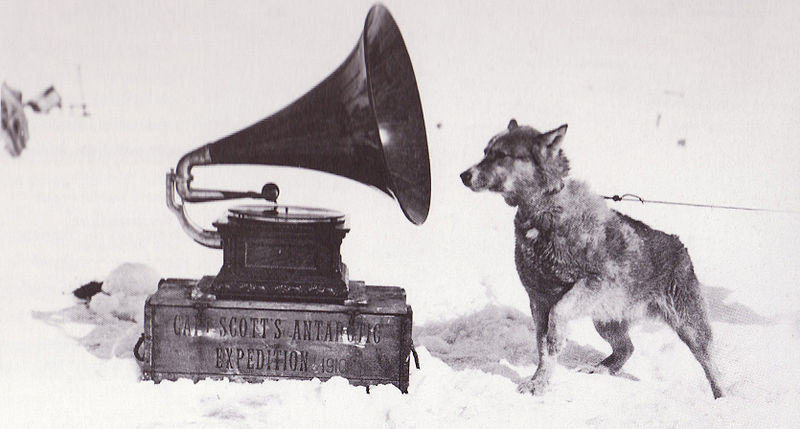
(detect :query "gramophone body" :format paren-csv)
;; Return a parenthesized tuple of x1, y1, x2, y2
(139, 4, 428, 392)
(211, 206, 350, 302)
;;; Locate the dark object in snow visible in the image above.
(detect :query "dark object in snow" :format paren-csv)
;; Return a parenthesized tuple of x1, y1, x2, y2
(73, 281, 104, 300)
(677, 138, 686, 147)
(1, 83, 62, 158)
(26, 86, 62, 113)
(1, 82, 29, 157)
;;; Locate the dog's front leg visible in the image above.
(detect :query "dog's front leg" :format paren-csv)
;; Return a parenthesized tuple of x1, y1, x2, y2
(518, 286, 584, 395)
(518, 297, 562, 395)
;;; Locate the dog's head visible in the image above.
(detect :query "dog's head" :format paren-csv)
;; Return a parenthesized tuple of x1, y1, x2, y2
(460, 119, 570, 205)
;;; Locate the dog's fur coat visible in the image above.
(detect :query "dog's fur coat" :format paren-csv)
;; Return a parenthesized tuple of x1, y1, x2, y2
(460, 120, 723, 398)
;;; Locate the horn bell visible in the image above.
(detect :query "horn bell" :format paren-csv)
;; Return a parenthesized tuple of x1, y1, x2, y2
(204, 4, 430, 224)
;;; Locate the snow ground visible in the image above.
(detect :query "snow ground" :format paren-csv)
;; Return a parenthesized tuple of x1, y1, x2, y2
(2, 0, 800, 427)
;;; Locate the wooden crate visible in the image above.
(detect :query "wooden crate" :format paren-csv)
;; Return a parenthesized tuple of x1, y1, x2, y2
(141, 277, 413, 392)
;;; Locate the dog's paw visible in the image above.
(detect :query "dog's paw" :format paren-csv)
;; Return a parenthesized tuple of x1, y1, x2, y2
(575, 364, 611, 375)
(517, 376, 549, 395)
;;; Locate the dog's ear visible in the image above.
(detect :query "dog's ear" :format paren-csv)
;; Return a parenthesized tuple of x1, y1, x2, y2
(507, 119, 518, 130)
(542, 124, 568, 154)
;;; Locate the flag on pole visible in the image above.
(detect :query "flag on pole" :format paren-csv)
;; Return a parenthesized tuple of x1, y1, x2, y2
(26, 86, 62, 114)
(1, 82, 29, 157)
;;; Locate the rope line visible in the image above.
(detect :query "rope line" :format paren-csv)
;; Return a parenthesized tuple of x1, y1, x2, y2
(602, 193, 800, 214)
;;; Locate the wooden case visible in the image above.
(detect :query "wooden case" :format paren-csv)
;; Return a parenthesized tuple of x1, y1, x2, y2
(141, 277, 413, 392)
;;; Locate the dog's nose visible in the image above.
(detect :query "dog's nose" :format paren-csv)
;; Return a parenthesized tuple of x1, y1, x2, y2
(460, 170, 472, 186)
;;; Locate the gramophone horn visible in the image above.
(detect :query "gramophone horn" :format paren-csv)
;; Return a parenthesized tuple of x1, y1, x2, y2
(168, 4, 430, 247)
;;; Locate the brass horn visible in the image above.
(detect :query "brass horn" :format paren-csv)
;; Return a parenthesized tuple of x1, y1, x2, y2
(167, 4, 430, 248)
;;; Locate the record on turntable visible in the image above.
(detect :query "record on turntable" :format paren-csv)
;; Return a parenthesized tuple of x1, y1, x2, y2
(227, 204, 346, 225)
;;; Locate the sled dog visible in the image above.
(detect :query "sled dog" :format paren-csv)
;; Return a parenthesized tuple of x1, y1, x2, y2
(460, 119, 723, 398)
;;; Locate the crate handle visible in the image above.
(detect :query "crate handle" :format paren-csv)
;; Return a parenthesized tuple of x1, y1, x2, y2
(133, 333, 145, 361)
(411, 340, 420, 369)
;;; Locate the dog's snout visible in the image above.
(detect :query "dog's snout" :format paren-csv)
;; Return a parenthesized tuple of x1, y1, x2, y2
(460, 170, 472, 186)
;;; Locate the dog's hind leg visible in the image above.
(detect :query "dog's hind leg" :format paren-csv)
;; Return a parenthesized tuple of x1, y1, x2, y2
(672, 306, 724, 399)
(591, 319, 634, 374)
(659, 263, 724, 398)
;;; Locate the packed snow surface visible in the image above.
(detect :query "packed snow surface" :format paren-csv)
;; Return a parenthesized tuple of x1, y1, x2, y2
(2, 0, 800, 427)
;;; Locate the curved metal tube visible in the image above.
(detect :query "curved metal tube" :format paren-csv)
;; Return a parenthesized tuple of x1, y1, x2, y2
(168, 144, 280, 248)
(175, 144, 226, 202)
(166, 169, 222, 248)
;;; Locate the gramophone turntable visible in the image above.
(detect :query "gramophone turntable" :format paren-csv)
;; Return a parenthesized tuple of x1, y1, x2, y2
(139, 4, 429, 392)
(210, 203, 351, 303)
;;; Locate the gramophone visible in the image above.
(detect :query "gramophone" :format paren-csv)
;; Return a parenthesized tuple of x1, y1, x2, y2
(139, 4, 428, 392)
